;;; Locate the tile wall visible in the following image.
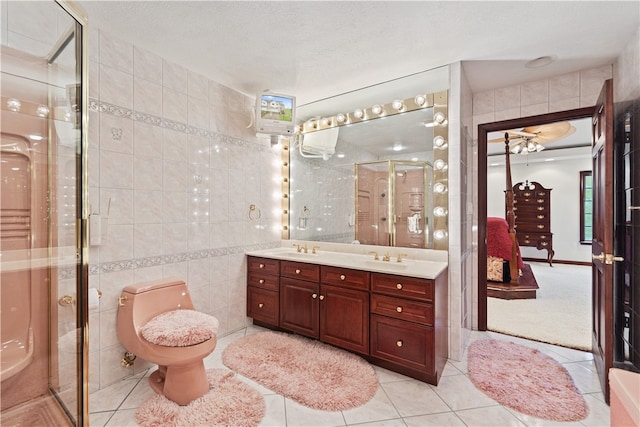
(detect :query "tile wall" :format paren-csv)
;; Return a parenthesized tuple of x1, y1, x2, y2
(87, 29, 282, 392)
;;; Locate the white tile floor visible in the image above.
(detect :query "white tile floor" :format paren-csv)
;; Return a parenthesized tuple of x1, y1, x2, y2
(89, 325, 611, 427)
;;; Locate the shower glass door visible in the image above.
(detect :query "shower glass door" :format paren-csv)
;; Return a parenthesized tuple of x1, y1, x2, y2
(0, 1, 88, 425)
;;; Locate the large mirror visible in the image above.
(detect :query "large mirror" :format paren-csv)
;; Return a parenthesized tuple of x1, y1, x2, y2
(286, 66, 450, 250)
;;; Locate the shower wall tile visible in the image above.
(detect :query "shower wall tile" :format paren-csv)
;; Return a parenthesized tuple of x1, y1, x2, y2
(134, 156, 163, 191)
(99, 64, 133, 109)
(88, 110, 100, 149)
(133, 46, 162, 84)
(163, 191, 187, 223)
(188, 97, 210, 129)
(162, 60, 188, 94)
(520, 79, 548, 106)
(99, 113, 133, 154)
(494, 85, 520, 111)
(100, 151, 133, 189)
(134, 223, 163, 258)
(88, 27, 100, 63)
(99, 224, 133, 263)
(99, 32, 133, 74)
(162, 87, 188, 123)
(163, 159, 188, 192)
(133, 190, 163, 224)
(188, 70, 209, 101)
(188, 258, 211, 289)
(133, 121, 163, 158)
(100, 188, 134, 225)
(89, 60, 100, 99)
(162, 128, 188, 160)
(162, 222, 188, 255)
(187, 134, 210, 165)
(134, 77, 163, 116)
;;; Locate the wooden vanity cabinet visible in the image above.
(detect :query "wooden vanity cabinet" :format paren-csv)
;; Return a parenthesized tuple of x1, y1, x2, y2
(369, 270, 448, 385)
(246, 257, 280, 327)
(279, 261, 320, 337)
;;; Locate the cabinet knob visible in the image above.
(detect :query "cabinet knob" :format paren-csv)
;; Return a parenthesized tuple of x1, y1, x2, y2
(396, 283, 403, 290)
(259, 263, 264, 269)
(340, 274, 346, 280)
(319, 295, 325, 300)
(396, 306, 403, 313)
(312, 293, 318, 299)
(259, 279, 265, 284)
(258, 303, 264, 308)
(396, 340, 403, 347)
(295, 269, 301, 274)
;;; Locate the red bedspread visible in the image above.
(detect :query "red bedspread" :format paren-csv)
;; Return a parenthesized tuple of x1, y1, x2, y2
(487, 217, 524, 269)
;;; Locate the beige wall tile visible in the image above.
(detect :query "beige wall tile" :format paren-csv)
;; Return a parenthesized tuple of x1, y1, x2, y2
(521, 79, 548, 106)
(549, 71, 580, 101)
(494, 85, 520, 111)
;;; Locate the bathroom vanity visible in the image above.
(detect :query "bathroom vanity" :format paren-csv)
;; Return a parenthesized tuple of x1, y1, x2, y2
(246, 245, 448, 385)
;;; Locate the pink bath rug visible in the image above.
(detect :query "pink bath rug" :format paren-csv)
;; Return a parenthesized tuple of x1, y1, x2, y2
(467, 339, 589, 422)
(135, 369, 264, 427)
(222, 331, 378, 411)
(140, 309, 219, 347)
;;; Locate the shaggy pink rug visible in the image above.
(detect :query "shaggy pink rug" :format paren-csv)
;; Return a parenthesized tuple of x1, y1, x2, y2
(222, 331, 378, 411)
(468, 339, 589, 422)
(135, 369, 264, 427)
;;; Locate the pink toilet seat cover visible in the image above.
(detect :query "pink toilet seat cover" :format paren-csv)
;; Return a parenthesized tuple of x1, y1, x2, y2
(141, 309, 219, 347)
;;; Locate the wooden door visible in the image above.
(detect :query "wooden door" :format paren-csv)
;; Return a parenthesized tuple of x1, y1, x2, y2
(319, 284, 369, 355)
(591, 79, 615, 403)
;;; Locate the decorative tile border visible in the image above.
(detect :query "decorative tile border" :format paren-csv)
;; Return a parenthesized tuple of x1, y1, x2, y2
(87, 242, 279, 276)
(88, 98, 272, 153)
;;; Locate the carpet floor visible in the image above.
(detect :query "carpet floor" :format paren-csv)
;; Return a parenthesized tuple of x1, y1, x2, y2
(222, 330, 378, 411)
(488, 262, 591, 350)
(468, 339, 589, 422)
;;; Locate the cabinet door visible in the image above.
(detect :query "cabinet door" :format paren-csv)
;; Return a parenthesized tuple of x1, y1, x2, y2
(319, 284, 369, 355)
(280, 277, 319, 338)
(247, 286, 279, 326)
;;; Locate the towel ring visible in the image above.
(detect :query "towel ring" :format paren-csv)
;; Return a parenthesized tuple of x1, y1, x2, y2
(249, 204, 261, 221)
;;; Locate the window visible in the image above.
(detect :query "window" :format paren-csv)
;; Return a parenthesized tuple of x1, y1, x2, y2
(580, 171, 592, 244)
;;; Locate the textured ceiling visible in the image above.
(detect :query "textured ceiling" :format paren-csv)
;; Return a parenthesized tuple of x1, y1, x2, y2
(78, 1, 639, 105)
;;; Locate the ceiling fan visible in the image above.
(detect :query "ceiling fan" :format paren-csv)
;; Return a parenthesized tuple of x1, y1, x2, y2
(489, 121, 577, 154)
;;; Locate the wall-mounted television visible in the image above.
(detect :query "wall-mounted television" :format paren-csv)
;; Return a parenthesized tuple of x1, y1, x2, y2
(255, 92, 296, 136)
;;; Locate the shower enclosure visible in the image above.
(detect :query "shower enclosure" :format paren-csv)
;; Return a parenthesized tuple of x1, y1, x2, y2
(1, 1, 88, 425)
(355, 160, 433, 248)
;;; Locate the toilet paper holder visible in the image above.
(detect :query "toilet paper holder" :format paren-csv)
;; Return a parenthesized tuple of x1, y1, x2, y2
(58, 289, 102, 306)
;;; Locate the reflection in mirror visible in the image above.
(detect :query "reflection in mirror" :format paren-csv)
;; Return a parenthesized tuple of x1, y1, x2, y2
(286, 67, 449, 250)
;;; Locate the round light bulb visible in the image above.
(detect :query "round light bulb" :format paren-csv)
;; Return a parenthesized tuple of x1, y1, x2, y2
(36, 105, 50, 117)
(353, 108, 364, 119)
(433, 207, 448, 217)
(433, 135, 447, 149)
(434, 159, 447, 170)
(391, 99, 404, 111)
(371, 104, 383, 115)
(434, 183, 447, 193)
(434, 229, 448, 240)
(414, 94, 426, 107)
(336, 113, 347, 123)
(7, 98, 21, 112)
(321, 117, 331, 126)
(433, 112, 446, 124)
(306, 119, 317, 129)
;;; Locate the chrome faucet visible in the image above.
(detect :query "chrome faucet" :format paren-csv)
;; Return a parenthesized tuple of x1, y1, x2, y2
(368, 251, 379, 260)
(396, 253, 408, 263)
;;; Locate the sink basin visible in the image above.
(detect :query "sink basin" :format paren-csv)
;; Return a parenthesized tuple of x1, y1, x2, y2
(364, 261, 408, 271)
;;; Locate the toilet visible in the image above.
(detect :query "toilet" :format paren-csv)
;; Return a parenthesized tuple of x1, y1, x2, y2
(117, 278, 219, 405)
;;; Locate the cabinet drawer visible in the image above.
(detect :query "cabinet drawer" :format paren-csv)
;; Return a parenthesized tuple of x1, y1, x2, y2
(371, 294, 433, 326)
(247, 272, 279, 291)
(247, 256, 279, 275)
(281, 261, 320, 282)
(247, 286, 279, 326)
(370, 314, 433, 373)
(371, 273, 433, 302)
(321, 266, 370, 290)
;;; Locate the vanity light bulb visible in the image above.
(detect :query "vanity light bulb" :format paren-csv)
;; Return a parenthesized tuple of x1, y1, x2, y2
(336, 113, 347, 123)
(433, 135, 447, 148)
(36, 105, 50, 117)
(353, 108, 364, 119)
(433, 207, 448, 217)
(434, 229, 448, 240)
(433, 112, 446, 125)
(391, 99, 404, 111)
(414, 94, 427, 107)
(7, 98, 21, 112)
(306, 119, 317, 129)
(371, 104, 383, 115)
(321, 117, 331, 126)
(434, 159, 447, 170)
(434, 183, 447, 193)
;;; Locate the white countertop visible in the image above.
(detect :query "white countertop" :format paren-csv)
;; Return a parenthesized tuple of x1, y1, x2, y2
(246, 243, 448, 279)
